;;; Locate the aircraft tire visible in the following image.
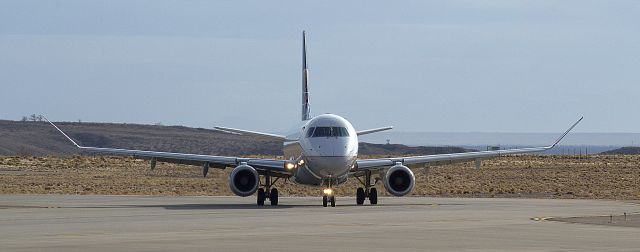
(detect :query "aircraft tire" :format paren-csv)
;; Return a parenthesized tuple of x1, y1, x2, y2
(369, 188, 378, 205)
(270, 188, 279, 206)
(257, 188, 266, 206)
(356, 188, 365, 205)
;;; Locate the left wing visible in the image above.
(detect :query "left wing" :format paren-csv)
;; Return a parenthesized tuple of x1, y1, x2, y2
(355, 117, 582, 172)
(45, 117, 291, 177)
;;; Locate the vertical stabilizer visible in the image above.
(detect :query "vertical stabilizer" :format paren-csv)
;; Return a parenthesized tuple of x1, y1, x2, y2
(301, 31, 311, 121)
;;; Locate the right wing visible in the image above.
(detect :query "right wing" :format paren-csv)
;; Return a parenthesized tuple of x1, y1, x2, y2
(45, 117, 292, 176)
(355, 117, 583, 172)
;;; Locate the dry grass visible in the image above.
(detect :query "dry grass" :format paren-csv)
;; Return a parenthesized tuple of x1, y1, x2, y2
(1, 155, 639, 199)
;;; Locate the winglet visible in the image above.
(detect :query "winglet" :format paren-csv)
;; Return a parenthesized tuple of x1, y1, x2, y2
(42, 116, 82, 148)
(550, 116, 583, 148)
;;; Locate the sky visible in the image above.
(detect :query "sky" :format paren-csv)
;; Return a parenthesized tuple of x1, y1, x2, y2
(1, 0, 639, 133)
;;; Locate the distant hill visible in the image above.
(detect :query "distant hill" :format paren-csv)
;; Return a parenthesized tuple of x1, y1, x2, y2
(600, 147, 640, 155)
(0, 120, 473, 157)
(359, 131, 640, 147)
(0, 120, 281, 156)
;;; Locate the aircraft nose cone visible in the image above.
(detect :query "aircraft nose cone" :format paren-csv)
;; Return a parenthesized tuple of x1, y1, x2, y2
(313, 142, 354, 157)
(305, 156, 354, 178)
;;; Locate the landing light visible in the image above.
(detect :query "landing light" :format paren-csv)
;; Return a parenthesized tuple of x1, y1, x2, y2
(285, 162, 296, 170)
(323, 188, 333, 195)
(297, 159, 305, 166)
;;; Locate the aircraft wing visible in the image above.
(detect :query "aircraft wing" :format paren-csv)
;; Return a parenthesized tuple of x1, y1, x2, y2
(45, 118, 291, 176)
(354, 117, 582, 172)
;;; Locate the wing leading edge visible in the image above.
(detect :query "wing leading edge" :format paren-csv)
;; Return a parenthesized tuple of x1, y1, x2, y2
(355, 117, 583, 171)
(44, 117, 290, 176)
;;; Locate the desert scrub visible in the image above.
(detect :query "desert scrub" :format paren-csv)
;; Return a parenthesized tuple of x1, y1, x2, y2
(0, 155, 638, 199)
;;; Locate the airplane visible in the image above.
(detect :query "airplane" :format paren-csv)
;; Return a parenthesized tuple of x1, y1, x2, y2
(45, 31, 583, 207)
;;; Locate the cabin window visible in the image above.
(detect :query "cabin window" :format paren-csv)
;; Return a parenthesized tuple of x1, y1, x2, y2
(310, 127, 349, 137)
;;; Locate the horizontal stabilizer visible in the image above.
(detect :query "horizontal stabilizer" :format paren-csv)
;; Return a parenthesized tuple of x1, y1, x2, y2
(213, 126, 286, 141)
(356, 126, 394, 136)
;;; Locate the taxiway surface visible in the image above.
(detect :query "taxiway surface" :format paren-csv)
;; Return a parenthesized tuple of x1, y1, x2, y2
(1, 195, 639, 251)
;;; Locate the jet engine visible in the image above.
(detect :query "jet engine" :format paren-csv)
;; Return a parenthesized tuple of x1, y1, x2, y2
(382, 164, 415, 197)
(228, 164, 260, 197)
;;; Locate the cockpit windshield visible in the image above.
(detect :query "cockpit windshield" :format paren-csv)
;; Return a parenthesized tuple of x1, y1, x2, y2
(306, 127, 349, 138)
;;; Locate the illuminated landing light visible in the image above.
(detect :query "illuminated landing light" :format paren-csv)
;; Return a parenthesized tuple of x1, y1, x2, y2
(297, 159, 305, 166)
(323, 188, 333, 195)
(285, 162, 296, 170)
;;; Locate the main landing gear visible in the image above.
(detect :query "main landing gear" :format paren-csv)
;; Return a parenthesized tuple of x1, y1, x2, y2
(257, 173, 280, 206)
(355, 170, 378, 205)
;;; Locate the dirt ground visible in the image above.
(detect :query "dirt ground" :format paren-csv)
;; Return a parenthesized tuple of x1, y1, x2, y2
(1, 155, 639, 199)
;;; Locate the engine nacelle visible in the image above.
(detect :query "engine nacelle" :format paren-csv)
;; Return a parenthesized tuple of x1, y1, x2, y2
(228, 164, 259, 197)
(382, 164, 415, 197)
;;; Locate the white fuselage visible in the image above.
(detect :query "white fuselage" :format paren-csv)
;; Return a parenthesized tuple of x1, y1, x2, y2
(283, 114, 358, 187)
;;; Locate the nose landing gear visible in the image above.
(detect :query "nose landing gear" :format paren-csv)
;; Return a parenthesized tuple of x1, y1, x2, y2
(322, 191, 335, 207)
(355, 170, 378, 205)
(322, 180, 336, 207)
